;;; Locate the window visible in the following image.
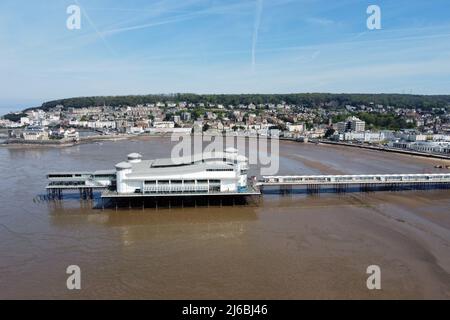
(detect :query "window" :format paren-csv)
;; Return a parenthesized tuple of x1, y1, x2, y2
(158, 180, 170, 184)
(197, 180, 208, 184)
(48, 174, 72, 178)
(95, 174, 114, 178)
(184, 180, 195, 184)
(171, 180, 182, 184)
(144, 180, 156, 185)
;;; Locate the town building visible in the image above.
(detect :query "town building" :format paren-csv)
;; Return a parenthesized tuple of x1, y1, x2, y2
(349, 116, 366, 132)
(22, 127, 49, 141)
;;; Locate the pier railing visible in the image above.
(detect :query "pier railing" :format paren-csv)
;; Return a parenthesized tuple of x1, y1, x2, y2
(259, 173, 450, 186)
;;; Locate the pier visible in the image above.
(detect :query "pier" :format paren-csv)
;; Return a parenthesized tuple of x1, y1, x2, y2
(46, 171, 450, 202)
(258, 173, 450, 194)
(45, 151, 450, 208)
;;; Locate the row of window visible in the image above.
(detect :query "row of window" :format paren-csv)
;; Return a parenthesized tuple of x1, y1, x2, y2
(49, 181, 85, 186)
(48, 174, 72, 178)
(144, 179, 221, 185)
(152, 158, 240, 168)
(94, 174, 115, 178)
(48, 174, 85, 178)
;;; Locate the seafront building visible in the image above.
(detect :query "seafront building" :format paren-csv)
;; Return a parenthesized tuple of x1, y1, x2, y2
(47, 148, 256, 201)
(390, 141, 450, 155)
(22, 127, 49, 141)
(334, 116, 366, 133)
(349, 116, 366, 132)
(115, 148, 249, 194)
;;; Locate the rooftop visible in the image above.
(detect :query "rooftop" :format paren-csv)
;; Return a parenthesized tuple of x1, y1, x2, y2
(114, 150, 247, 177)
(127, 160, 235, 177)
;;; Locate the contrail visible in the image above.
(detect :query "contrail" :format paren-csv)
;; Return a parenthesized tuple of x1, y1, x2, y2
(102, 12, 203, 36)
(101, 2, 252, 37)
(252, 0, 264, 71)
(74, 0, 117, 56)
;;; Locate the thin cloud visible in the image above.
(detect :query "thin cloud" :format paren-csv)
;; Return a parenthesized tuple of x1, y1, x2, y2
(306, 17, 335, 27)
(311, 50, 321, 59)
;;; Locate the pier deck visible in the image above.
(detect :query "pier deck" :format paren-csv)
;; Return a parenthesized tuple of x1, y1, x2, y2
(258, 173, 450, 193)
(46, 171, 450, 202)
(259, 173, 450, 186)
(101, 187, 261, 198)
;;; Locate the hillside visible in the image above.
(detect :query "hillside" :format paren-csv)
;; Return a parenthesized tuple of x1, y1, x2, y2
(33, 93, 450, 111)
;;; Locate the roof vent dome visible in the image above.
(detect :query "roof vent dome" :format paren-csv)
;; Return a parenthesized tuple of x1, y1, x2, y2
(115, 161, 132, 170)
(224, 147, 238, 154)
(127, 153, 142, 163)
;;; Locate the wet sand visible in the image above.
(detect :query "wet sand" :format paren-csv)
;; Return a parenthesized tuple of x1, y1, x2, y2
(0, 137, 449, 299)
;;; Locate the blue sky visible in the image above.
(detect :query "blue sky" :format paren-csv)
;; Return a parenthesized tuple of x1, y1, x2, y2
(1, 0, 450, 112)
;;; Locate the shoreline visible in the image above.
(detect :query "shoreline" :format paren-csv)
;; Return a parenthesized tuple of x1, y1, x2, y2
(317, 140, 450, 161)
(2, 133, 450, 164)
(0, 134, 138, 148)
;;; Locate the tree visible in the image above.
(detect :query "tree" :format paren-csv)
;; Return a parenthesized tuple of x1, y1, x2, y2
(33, 93, 450, 112)
(324, 128, 335, 138)
(3, 113, 27, 122)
